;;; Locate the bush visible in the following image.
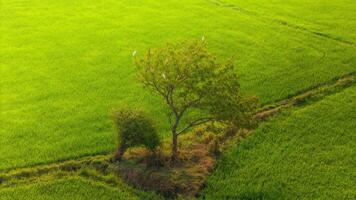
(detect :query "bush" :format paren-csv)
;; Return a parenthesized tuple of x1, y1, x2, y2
(112, 108, 160, 161)
(208, 138, 221, 156)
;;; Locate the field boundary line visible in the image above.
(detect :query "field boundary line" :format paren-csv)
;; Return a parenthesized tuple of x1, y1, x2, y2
(254, 72, 356, 121)
(205, 0, 356, 48)
(0, 173, 142, 198)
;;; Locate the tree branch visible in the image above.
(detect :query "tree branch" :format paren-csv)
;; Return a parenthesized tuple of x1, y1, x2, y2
(177, 92, 204, 118)
(176, 117, 214, 135)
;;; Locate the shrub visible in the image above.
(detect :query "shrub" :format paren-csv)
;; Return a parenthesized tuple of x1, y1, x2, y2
(112, 108, 160, 161)
(146, 149, 166, 168)
(208, 138, 221, 156)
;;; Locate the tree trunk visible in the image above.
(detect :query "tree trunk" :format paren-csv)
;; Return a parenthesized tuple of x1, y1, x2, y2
(171, 116, 180, 163)
(113, 144, 126, 162)
(171, 132, 178, 162)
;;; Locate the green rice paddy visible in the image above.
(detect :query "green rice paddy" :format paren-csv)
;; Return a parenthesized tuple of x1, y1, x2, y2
(202, 86, 356, 199)
(1, 0, 355, 171)
(0, 177, 146, 200)
(0, 0, 355, 199)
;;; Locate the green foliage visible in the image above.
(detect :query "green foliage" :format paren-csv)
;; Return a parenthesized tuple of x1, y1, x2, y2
(136, 39, 257, 127)
(135, 39, 258, 159)
(113, 108, 160, 158)
(202, 86, 356, 199)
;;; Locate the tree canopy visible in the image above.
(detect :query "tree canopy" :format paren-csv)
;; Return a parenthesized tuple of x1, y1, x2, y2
(135, 39, 258, 160)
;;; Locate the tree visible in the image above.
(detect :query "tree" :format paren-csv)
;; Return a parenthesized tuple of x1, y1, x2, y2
(135, 39, 258, 161)
(112, 108, 160, 161)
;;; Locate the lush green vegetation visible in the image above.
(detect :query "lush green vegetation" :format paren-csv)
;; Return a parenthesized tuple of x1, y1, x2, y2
(112, 108, 160, 161)
(221, 0, 356, 43)
(201, 86, 356, 199)
(135, 40, 258, 160)
(0, 177, 145, 200)
(1, 0, 355, 171)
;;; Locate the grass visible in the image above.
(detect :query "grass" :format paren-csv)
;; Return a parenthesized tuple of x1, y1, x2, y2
(0, 177, 147, 200)
(217, 0, 356, 43)
(201, 86, 356, 199)
(1, 0, 355, 171)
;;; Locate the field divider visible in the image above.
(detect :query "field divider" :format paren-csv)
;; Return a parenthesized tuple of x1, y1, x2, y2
(254, 72, 356, 121)
(0, 72, 355, 190)
(205, 0, 356, 48)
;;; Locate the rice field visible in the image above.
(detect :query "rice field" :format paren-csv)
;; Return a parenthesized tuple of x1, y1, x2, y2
(1, 0, 355, 171)
(0, 177, 150, 200)
(0, 0, 355, 199)
(201, 86, 356, 199)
